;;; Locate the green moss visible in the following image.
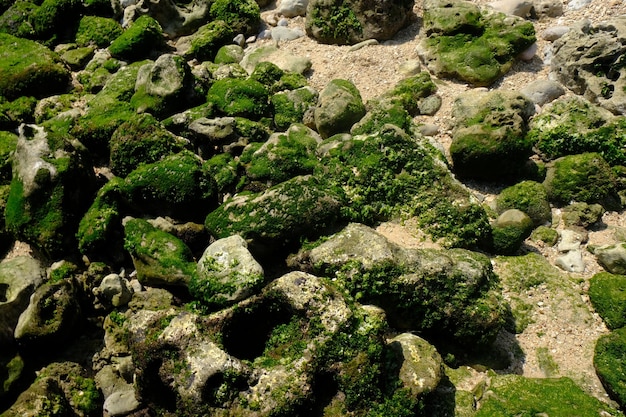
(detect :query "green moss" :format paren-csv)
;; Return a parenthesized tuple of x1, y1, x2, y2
(109, 113, 188, 177)
(204, 152, 241, 194)
(594, 327, 626, 408)
(0, 0, 38, 38)
(48, 261, 78, 283)
(250, 61, 284, 87)
(385, 72, 437, 116)
(544, 152, 621, 210)
(271, 87, 317, 131)
(209, 0, 260, 37)
(109, 15, 164, 61)
(562, 202, 604, 228)
(477, 375, 622, 416)
(530, 225, 558, 246)
(0, 96, 37, 129)
(309, 3, 363, 45)
(75, 16, 123, 47)
(589, 272, 626, 330)
(0, 130, 17, 184)
(351, 99, 412, 135)
(187, 20, 234, 62)
(29, 0, 81, 41)
(271, 72, 308, 93)
(495, 252, 562, 292)
(0, 33, 70, 99)
(207, 78, 269, 119)
(71, 376, 101, 414)
(496, 181, 552, 226)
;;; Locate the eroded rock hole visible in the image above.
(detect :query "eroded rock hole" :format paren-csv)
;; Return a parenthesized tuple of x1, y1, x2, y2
(221, 299, 293, 361)
(202, 370, 248, 407)
(0, 283, 9, 302)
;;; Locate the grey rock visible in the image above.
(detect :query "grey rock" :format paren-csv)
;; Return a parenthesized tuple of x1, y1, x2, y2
(534, 0, 564, 18)
(103, 388, 141, 416)
(595, 243, 626, 275)
(555, 249, 585, 273)
(0, 256, 45, 345)
(542, 26, 571, 41)
(189, 117, 237, 153)
(314, 79, 366, 138)
(196, 235, 265, 308)
(417, 94, 442, 115)
(234, 33, 246, 47)
(96, 274, 133, 308)
(519, 42, 538, 61)
(557, 229, 585, 252)
(349, 39, 379, 51)
(398, 60, 422, 76)
(488, 0, 533, 17)
(278, 0, 308, 17)
(270, 26, 305, 41)
(568, 0, 591, 10)
(520, 78, 565, 106)
(418, 123, 439, 136)
(551, 17, 626, 115)
(241, 45, 312, 74)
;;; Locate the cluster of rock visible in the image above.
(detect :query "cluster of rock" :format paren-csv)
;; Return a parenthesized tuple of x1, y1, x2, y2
(1, 0, 626, 415)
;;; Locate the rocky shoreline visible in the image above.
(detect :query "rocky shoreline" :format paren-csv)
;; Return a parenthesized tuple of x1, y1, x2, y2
(2, 0, 626, 415)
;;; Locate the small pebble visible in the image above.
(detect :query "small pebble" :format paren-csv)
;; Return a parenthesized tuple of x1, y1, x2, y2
(568, 0, 591, 10)
(542, 26, 570, 41)
(349, 39, 379, 52)
(519, 43, 537, 61)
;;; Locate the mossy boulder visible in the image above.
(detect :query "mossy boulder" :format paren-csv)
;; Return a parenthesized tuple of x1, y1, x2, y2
(0, 130, 17, 184)
(109, 113, 189, 177)
(28, 0, 82, 41)
(209, 0, 260, 37)
(0, 0, 38, 39)
(249, 61, 284, 88)
(186, 19, 234, 62)
(5, 124, 96, 258)
(350, 98, 412, 135)
(562, 202, 605, 228)
(75, 15, 123, 47)
(308, 223, 505, 349)
(191, 234, 264, 310)
(491, 209, 534, 255)
(214, 44, 244, 64)
(0, 352, 24, 400)
(314, 79, 366, 139)
(594, 327, 626, 409)
(450, 90, 536, 180)
(120, 150, 218, 221)
(476, 375, 622, 416)
(530, 225, 559, 246)
(60, 45, 95, 70)
(418, 0, 536, 86)
(589, 272, 626, 330)
(319, 124, 491, 249)
(529, 95, 626, 166)
(0, 33, 70, 100)
(205, 175, 347, 255)
(271, 86, 318, 131)
(241, 123, 322, 186)
(495, 180, 552, 227)
(108, 15, 164, 61)
(75, 50, 121, 93)
(593, 243, 626, 276)
(124, 217, 197, 287)
(207, 77, 270, 120)
(131, 53, 204, 118)
(543, 152, 621, 210)
(13, 279, 82, 348)
(0, 96, 37, 130)
(383, 71, 438, 116)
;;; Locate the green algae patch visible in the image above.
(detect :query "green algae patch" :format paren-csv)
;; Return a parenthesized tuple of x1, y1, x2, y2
(0, 33, 70, 99)
(75, 15, 123, 47)
(187, 20, 234, 62)
(477, 375, 623, 416)
(589, 272, 626, 330)
(209, 0, 260, 37)
(595, 327, 626, 409)
(419, 1, 536, 86)
(0, 130, 17, 184)
(109, 15, 164, 61)
(207, 77, 270, 120)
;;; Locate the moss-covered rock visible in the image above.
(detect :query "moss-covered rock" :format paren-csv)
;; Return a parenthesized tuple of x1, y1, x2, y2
(450, 90, 535, 180)
(241, 123, 322, 186)
(0, 130, 17, 184)
(124, 217, 197, 287)
(271, 86, 318, 131)
(209, 0, 260, 37)
(314, 79, 366, 139)
(320, 124, 491, 249)
(476, 375, 622, 416)
(529, 96, 626, 165)
(28, 0, 82, 41)
(383, 71, 438, 116)
(204, 152, 240, 195)
(594, 327, 626, 409)
(350, 98, 413, 136)
(589, 272, 626, 330)
(131, 53, 205, 118)
(109, 113, 189, 177)
(186, 19, 234, 62)
(75, 15, 123, 47)
(491, 209, 534, 255)
(0, 0, 38, 39)
(205, 175, 346, 254)
(530, 225, 558, 246)
(418, 0, 535, 86)
(5, 124, 96, 258)
(214, 44, 244, 64)
(207, 77, 270, 120)
(108, 15, 164, 61)
(0, 96, 37, 130)
(543, 152, 621, 210)
(0, 33, 70, 100)
(60, 45, 95, 70)
(495, 180, 552, 227)
(191, 234, 264, 310)
(561, 202, 605, 228)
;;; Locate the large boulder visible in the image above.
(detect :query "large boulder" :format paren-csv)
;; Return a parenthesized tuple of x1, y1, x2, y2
(108, 15, 165, 61)
(4, 124, 97, 258)
(450, 90, 536, 180)
(207, 77, 270, 120)
(240, 44, 312, 75)
(594, 327, 626, 409)
(417, 0, 535, 86)
(491, 208, 534, 255)
(551, 17, 626, 115)
(495, 180, 552, 227)
(305, 223, 505, 349)
(183, 19, 234, 62)
(75, 16, 124, 47)
(305, 0, 414, 45)
(0, 33, 70, 100)
(314, 79, 366, 138)
(593, 244, 626, 276)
